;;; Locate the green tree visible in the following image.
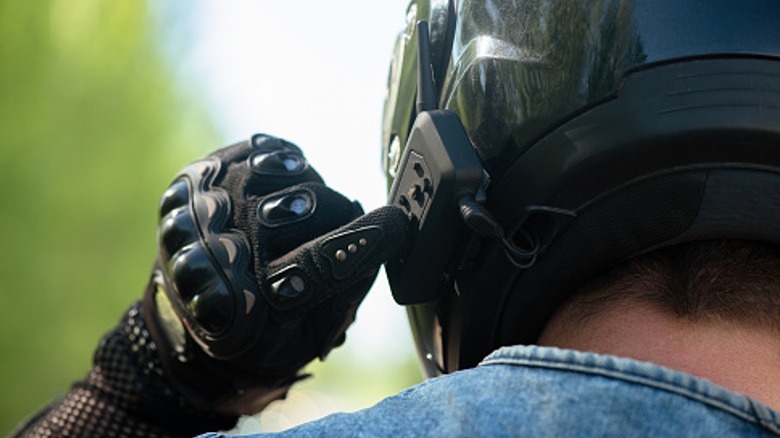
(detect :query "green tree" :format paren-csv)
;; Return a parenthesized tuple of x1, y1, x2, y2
(0, 0, 218, 433)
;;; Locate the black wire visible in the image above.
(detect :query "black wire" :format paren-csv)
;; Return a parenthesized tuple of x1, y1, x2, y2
(501, 228, 539, 269)
(457, 195, 540, 269)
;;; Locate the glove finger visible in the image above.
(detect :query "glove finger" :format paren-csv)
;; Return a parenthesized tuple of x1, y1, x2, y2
(251, 182, 365, 265)
(261, 205, 410, 362)
(263, 205, 410, 311)
(236, 205, 410, 373)
(210, 134, 324, 199)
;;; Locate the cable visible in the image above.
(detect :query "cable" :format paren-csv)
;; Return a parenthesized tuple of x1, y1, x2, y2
(457, 195, 540, 269)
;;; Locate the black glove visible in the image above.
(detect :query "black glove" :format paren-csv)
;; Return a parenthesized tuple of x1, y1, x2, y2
(10, 134, 410, 437)
(143, 134, 410, 414)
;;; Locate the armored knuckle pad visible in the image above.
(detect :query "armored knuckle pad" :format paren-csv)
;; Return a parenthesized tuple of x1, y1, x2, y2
(155, 134, 324, 360)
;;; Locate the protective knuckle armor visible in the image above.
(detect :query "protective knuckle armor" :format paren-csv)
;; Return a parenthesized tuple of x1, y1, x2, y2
(153, 134, 331, 361)
(157, 157, 258, 359)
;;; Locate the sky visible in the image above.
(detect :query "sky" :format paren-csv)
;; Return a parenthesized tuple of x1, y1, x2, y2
(171, 1, 409, 203)
(151, 1, 418, 428)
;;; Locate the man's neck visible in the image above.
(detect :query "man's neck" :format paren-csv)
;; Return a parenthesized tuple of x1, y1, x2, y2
(538, 300, 780, 411)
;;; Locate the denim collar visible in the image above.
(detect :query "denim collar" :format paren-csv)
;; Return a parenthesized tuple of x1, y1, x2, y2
(480, 344, 780, 434)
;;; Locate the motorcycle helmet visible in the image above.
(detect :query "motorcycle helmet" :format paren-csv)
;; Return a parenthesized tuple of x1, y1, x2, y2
(381, 0, 780, 377)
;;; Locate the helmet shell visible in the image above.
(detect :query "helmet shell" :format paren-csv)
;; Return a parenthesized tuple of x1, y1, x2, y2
(383, 0, 780, 376)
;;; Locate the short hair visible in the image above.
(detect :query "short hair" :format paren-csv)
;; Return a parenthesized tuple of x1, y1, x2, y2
(553, 240, 780, 336)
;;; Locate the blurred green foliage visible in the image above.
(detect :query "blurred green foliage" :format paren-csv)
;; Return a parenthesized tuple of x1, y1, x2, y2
(0, 0, 218, 433)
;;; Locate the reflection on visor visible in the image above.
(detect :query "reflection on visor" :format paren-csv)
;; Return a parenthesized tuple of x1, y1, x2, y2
(442, 0, 648, 175)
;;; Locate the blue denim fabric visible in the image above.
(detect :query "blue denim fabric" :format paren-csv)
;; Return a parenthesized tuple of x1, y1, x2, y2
(201, 345, 780, 437)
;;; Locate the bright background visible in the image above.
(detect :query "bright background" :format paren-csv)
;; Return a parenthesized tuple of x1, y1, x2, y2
(0, 0, 420, 434)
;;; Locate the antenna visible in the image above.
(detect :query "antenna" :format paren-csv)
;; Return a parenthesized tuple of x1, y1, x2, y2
(416, 20, 437, 114)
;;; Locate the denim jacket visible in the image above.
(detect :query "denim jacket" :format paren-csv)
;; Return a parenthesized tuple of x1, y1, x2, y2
(201, 345, 780, 437)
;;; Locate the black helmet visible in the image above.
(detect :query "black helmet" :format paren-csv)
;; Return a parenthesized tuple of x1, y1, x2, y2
(381, 0, 780, 377)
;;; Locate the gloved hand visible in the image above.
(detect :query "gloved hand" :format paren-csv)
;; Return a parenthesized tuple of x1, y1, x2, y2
(142, 134, 410, 415)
